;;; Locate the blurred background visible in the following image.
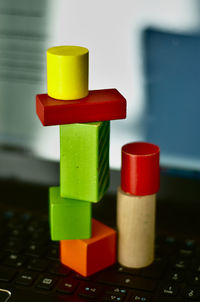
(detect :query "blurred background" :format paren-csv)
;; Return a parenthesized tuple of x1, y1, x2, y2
(0, 0, 200, 171)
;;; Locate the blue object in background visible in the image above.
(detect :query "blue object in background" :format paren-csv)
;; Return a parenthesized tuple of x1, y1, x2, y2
(143, 28, 200, 170)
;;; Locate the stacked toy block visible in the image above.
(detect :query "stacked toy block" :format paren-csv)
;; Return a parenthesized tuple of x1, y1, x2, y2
(36, 45, 126, 276)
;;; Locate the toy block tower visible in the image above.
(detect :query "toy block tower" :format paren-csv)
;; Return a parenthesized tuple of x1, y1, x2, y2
(36, 45, 126, 276)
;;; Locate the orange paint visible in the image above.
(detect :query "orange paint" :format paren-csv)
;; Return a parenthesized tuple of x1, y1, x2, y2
(60, 219, 116, 276)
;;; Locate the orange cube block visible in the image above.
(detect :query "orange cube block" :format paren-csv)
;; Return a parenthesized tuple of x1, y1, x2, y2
(60, 219, 116, 277)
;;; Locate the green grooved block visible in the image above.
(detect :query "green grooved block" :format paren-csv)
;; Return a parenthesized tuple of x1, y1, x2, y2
(49, 186, 92, 240)
(60, 121, 110, 202)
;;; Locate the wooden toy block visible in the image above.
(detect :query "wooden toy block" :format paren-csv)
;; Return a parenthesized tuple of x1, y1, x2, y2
(49, 186, 92, 241)
(60, 219, 116, 277)
(60, 121, 110, 202)
(36, 89, 126, 126)
(117, 142, 160, 268)
(47, 46, 89, 100)
(117, 187, 156, 268)
(121, 142, 160, 196)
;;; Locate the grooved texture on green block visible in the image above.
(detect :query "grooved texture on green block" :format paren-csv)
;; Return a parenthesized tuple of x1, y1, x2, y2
(49, 186, 92, 240)
(60, 121, 110, 202)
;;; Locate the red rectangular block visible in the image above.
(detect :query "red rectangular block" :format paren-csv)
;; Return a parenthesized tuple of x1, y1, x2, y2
(60, 219, 117, 277)
(36, 89, 126, 126)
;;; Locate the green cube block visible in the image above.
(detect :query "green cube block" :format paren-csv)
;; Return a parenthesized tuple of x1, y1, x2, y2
(60, 121, 110, 202)
(49, 186, 92, 240)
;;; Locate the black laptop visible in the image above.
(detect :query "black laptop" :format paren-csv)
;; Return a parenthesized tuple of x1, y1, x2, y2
(0, 26, 200, 302)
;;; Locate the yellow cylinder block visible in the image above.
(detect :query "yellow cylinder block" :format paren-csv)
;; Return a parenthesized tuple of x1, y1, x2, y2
(47, 46, 89, 100)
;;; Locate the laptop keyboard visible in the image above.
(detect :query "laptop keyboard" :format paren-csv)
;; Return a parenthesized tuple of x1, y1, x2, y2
(0, 209, 199, 301)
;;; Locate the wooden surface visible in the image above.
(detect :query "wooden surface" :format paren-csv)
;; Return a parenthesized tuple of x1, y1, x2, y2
(117, 187, 156, 268)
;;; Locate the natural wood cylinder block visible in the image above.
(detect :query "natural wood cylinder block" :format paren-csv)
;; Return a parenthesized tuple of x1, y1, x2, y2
(117, 187, 156, 268)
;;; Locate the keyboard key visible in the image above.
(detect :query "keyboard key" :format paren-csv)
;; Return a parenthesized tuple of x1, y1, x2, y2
(160, 283, 179, 296)
(56, 277, 79, 294)
(78, 283, 102, 299)
(27, 221, 40, 233)
(36, 275, 57, 290)
(183, 239, 196, 250)
(27, 219, 48, 233)
(97, 271, 156, 292)
(29, 232, 50, 244)
(4, 239, 24, 253)
(157, 236, 177, 256)
(187, 273, 200, 286)
(173, 259, 188, 270)
(3, 211, 15, 220)
(46, 244, 59, 260)
(7, 218, 25, 230)
(181, 286, 200, 300)
(129, 291, 152, 302)
(191, 263, 200, 273)
(167, 270, 185, 283)
(49, 261, 70, 276)
(108, 287, 128, 295)
(174, 239, 196, 259)
(165, 237, 176, 245)
(178, 248, 193, 258)
(103, 292, 125, 301)
(9, 227, 26, 238)
(155, 295, 179, 302)
(103, 286, 128, 301)
(0, 266, 17, 282)
(20, 212, 32, 222)
(5, 254, 26, 268)
(25, 244, 46, 257)
(15, 271, 37, 286)
(27, 258, 49, 272)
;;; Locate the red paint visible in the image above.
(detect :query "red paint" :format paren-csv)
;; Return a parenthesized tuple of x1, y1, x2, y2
(121, 142, 160, 196)
(36, 89, 126, 126)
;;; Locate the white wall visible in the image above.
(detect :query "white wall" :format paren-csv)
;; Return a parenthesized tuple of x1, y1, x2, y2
(3, 0, 199, 168)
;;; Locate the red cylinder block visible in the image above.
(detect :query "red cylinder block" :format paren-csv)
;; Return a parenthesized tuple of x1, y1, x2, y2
(121, 142, 160, 196)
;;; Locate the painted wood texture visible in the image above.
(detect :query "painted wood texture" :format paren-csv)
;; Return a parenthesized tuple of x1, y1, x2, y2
(49, 186, 92, 240)
(60, 219, 116, 276)
(36, 89, 126, 126)
(60, 121, 110, 202)
(47, 46, 88, 100)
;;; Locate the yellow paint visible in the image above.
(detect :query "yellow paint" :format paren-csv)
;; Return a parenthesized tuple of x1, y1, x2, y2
(47, 46, 89, 100)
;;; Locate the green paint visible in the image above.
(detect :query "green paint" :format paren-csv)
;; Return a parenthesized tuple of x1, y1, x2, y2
(60, 121, 110, 202)
(49, 186, 92, 240)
